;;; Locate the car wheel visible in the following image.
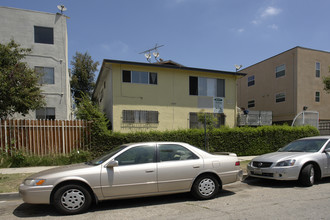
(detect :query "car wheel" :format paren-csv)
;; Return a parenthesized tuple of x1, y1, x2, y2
(191, 175, 220, 200)
(53, 184, 92, 215)
(299, 164, 315, 187)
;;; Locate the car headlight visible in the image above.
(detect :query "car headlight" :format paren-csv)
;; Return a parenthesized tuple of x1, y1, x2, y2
(275, 159, 296, 167)
(24, 179, 46, 186)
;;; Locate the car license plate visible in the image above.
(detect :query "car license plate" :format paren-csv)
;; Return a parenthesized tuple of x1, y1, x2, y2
(254, 168, 262, 175)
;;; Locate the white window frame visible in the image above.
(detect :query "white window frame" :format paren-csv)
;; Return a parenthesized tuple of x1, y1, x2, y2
(316, 62, 321, 78)
(315, 91, 320, 102)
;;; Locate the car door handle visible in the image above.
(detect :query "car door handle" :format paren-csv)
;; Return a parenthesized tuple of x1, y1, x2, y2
(145, 170, 155, 173)
(193, 165, 200, 168)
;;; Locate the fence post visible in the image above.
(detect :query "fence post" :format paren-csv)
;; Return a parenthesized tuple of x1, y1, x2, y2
(62, 120, 65, 154)
(4, 120, 8, 152)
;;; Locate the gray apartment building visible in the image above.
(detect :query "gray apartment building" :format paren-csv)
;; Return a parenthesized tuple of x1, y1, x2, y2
(0, 6, 71, 120)
(237, 47, 330, 124)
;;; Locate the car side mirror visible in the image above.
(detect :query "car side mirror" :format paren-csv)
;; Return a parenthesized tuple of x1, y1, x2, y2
(106, 160, 119, 168)
(324, 148, 330, 153)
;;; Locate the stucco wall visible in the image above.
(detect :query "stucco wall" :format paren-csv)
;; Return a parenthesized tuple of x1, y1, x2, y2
(96, 62, 239, 132)
(238, 47, 330, 123)
(0, 7, 71, 119)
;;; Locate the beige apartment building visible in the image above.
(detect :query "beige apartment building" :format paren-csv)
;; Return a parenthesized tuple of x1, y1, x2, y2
(93, 59, 245, 132)
(237, 47, 330, 124)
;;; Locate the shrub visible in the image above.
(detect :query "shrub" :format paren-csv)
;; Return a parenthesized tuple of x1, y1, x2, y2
(89, 125, 319, 156)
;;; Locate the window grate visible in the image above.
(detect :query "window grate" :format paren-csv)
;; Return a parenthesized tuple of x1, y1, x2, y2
(123, 110, 159, 124)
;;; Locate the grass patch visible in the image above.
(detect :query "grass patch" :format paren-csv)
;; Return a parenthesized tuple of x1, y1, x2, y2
(0, 150, 93, 168)
(0, 173, 32, 193)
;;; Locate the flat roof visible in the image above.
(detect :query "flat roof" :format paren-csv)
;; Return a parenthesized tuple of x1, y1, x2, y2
(240, 46, 330, 71)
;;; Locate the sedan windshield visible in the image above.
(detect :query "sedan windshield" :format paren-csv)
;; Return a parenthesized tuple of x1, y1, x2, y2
(278, 139, 328, 153)
(86, 145, 127, 165)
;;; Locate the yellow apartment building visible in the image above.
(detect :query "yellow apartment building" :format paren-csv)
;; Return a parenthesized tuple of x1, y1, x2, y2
(93, 60, 246, 132)
(237, 47, 330, 124)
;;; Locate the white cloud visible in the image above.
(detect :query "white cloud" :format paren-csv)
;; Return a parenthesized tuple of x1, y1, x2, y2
(261, 6, 282, 18)
(237, 28, 245, 33)
(252, 6, 282, 27)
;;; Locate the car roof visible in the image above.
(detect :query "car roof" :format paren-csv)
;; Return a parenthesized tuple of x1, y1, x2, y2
(300, 136, 330, 140)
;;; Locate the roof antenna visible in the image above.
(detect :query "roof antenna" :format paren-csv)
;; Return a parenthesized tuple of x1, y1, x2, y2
(139, 44, 164, 63)
(57, 5, 67, 14)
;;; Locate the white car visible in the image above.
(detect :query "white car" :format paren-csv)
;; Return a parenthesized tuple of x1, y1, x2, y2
(20, 142, 242, 215)
(247, 136, 330, 186)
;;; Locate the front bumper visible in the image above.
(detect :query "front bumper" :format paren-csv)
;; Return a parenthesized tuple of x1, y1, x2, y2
(19, 184, 53, 204)
(247, 164, 301, 181)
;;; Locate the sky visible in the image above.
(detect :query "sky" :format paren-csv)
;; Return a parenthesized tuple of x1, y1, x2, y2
(1, 0, 330, 73)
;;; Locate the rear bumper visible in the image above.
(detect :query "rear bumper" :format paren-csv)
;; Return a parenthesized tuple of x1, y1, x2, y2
(19, 184, 53, 204)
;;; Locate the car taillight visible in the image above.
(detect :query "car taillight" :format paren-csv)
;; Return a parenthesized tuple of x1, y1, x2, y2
(235, 161, 240, 166)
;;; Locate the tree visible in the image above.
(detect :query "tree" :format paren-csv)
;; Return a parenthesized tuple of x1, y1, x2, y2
(0, 40, 45, 119)
(197, 110, 219, 152)
(324, 66, 330, 93)
(76, 94, 111, 145)
(70, 52, 99, 104)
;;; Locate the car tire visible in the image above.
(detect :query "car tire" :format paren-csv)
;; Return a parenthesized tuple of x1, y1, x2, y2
(191, 175, 220, 200)
(53, 184, 92, 215)
(299, 164, 315, 187)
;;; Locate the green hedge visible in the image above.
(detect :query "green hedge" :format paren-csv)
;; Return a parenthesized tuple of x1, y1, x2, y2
(91, 125, 319, 156)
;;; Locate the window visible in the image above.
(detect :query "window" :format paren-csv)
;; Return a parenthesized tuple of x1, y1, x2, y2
(36, 107, 55, 120)
(189, 112, 225, 129)
(34, 26, 54, 44)
(276, 93, 286, 103)
(316, 62, 320, 78)
(276, 64, 286, 78)
(248, 75, 255, 87)
(315, 91, 320, 102)
(248, 100, 255, 108)
(122, 110, 159, 123)
(158, 144, 199, 162)
(115, 145, 156, 166)
(189, 76, 225, 97)
(122, 70, 157, 85)
(35, 67, 54, 84)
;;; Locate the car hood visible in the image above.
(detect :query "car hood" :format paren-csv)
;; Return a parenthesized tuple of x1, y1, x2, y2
(27, 163, 95, 179)
(253, 152, 311, 163)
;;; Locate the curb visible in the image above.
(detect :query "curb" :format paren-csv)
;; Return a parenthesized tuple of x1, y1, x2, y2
(0, 192, 20, 201)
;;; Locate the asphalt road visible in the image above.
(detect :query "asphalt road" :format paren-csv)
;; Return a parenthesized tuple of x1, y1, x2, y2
(1, 177, 330, 220)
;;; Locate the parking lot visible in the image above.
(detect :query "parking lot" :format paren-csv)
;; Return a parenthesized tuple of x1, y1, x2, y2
(1, 177, 330, 220)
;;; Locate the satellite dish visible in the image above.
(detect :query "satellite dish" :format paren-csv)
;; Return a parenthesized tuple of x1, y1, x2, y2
(235, 64, 242, 71)
(57, 5, 67, 14)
